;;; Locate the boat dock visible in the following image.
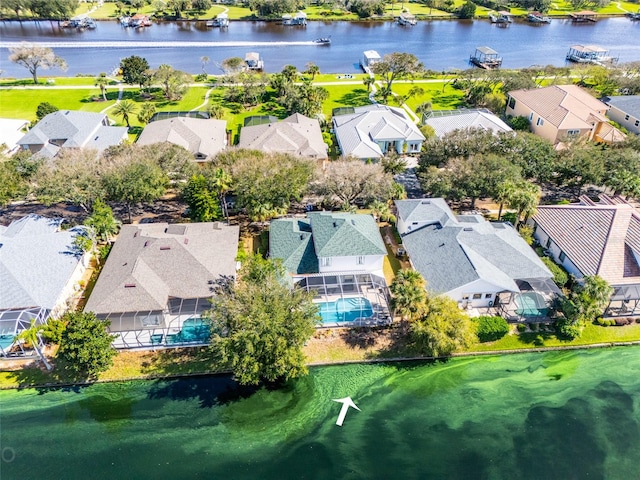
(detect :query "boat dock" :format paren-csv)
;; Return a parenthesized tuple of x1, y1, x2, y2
(470, 46, 502, 69)
(282, 11, 307, 26)
(566, 44, 617, 66)
(569, 10, 598, 22)
(489, 11, 513, 25)
(244, 52, 264, 71)
(360, 50, 381, 74)
(397, 13, 417, 26)
(206, 12, 229, 28)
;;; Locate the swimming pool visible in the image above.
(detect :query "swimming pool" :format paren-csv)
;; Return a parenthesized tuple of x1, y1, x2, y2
(515, 292, 549, 317)
(318, 297, 374, 324)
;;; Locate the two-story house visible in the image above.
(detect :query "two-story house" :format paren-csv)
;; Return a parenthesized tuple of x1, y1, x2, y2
(601, 95, 640, 135)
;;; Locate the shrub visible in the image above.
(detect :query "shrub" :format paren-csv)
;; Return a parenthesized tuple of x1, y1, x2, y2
(596, 318, 605, 326)
(507, 115, 530, 131)
(555, 318, 581, 339)
(533, 335, 544, 346)
(476, 315, 510, 342)
(528, 322, 537, 331)
(519, 225, 535, 245)
(541, 257, 569, 288)
(41, 318, 67, 343)
(517, 323, 526, 333)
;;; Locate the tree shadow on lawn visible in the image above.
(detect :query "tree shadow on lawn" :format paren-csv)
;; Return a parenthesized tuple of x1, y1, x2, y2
(335, 88, 372, 107)
(430, 91, 465, 109)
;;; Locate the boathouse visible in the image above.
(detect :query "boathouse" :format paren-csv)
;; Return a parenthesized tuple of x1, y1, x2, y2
(569, 10, 597, 22)
(470, 47, 502, 69)
(244, 52, 264, 71)
(361, 50, 381, 72)
(566, 45, 617, 65)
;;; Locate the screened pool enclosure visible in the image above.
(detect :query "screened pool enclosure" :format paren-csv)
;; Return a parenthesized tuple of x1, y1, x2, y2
(0, 307, 48, 357)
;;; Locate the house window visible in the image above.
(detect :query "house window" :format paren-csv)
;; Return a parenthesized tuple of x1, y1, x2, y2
(545, 237, 552, 248)
(536, 117, 544, 126)
(635, 120, 639, 127)
(625, 114, 630, 120)
(567, 129, 579, 137)
(473, 293, 482, 300)
(529, 112, 534, 121)
(321, 257, 331, 267)
(559, 251, 566, 262)
(357, 256, 365, 265)
(462, 294, 470, 300)
(485, 293, 493, 299)
(508, 97, 516, 109)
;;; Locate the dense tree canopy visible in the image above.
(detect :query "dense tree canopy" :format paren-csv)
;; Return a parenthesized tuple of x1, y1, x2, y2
(152, 64, 191, 100)
(371, 52, 423, 101)
(208, 256, 319, 385)
(56, 312, 117, 380)
(390, 269, 427, 321)
(120, 55, 150, 88)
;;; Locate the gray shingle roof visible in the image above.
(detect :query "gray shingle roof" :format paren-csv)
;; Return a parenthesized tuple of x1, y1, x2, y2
(397, 199, 551, 294)
(136, 117, 227, 161)
(84, 222, 239, 314)
(333, 105, 425, 159)
(602, 95, 640, 118)
(0, 215, 85, 310)
(424, 110, 512, 138)
(17, 110, 127, 158)
(238, 113, 327, 159)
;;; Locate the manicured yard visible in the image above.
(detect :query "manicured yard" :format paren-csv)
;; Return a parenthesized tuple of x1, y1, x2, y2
(387, 81, 466, 111)
(0, 87, 117, 119)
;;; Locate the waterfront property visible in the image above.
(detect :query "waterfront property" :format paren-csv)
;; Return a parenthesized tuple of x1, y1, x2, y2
(136, 117, 227, 162)
(421, 109, 512, 138)
(569, 10, 598, 22)
(17, 110, 128, 159)
(269, 212, 392, 326)
(505, 84, 626, 145)
(530, 195, 640, 318)
(332, 105, 425, 161)
(397, 13, 417, 26)
(601, 95, 640, 135)
(206, 13, 229, 28)
(244, 52, 264, 71)
(84, 222, 240, 349)
(282, 11, 307, 26)
(238, 113, 328, 160)
(396, 198, 559, 322)
(527, 12, 551, 23)
(360, 50, 381, 73)
(489, 11, 513, 25)
(469, 46, 502, 69)
(0, 215, 89, 357)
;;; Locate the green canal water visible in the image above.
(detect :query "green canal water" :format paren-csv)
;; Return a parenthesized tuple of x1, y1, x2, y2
(2, 348, 640, 479)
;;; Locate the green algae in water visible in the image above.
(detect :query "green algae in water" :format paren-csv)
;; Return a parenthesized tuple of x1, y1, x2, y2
(2, 348, 640, 479)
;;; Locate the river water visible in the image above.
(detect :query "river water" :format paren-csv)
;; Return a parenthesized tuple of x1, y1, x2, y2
(0, 18, 638, 76)
(2, 347, 640, 479)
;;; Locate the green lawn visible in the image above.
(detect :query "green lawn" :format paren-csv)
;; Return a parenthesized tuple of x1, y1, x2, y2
(319, 83, 372, 117)
(469, 322, 640, 352)
(0, 88, 115, 119)
(388, 81, 466, 111)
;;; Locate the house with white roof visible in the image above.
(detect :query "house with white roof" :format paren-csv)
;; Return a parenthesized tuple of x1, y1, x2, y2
(396, 198, 559, 321)
(17, 110, 128, 158)
(84, 222, 239, 349)
(601, 95, 640, 135)
(238, 113, 328, 160)
(0, 118, 30, 155)
(332, 105, 425, 161)
(269, 212, 392, 326)
(0, 215, 89, 356)
(422, 109, 512, 138)
(505, 84, 625, 145)
(530, 195, 640, 318)
(136, 117, 227, 162)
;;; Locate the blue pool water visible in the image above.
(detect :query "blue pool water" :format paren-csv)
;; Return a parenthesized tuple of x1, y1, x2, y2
(165, 318, 211, 344)
(318, 297, 374, 324)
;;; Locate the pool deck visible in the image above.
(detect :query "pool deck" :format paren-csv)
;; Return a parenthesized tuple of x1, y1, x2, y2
(316, 288, 392, 328)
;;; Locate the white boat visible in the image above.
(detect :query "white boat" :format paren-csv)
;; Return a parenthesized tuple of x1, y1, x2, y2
(489, 11, 513, 24)
(314, 37, 331, 45)
(244, 52, 264, 71)
(527, 12, 551, 23)
(397, 13, 417, 26)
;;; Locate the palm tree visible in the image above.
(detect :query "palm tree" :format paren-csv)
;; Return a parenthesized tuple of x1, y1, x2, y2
(137, 102, 157, 124)
(111, 99, 136, 128)
(200, 56, 210, 75)
(369, 200, 393, 223)
(579, 275, 614, 321)
(85, 199, 121, 243)
(208, 104, 225, 119)
(211, 167, 232, 222)
(508, 181, 540, 228)
(389, 269, 427, 321)
(95, 73, 110, 101)
(363, 76, 375, 92)
(305, 62, 320, 81)
(494, 180, 515, 221)
(415, 101, 432, 120)
(16, 320, 52, 371)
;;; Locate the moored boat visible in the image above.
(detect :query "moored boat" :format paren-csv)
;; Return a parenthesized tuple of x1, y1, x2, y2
(527, 12, 551, 23)
(314, 36, 331, 45)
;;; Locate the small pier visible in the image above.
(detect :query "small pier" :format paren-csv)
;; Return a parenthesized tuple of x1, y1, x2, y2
(282, 11, 307, 26)
(360, 50, 381, 74)
(206, 13, 229, 28)
(527, 12, 551, 23)
(244, 52, 264, 72)
(489, 11, 513, 25)
(397, 13, 417, 26)
(469, 46, 502, 69)
(566, 45, 617, 66)
(569, 10, 597, 22)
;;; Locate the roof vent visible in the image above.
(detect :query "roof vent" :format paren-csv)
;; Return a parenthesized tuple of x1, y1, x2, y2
(94, 136, 99, 141)
(184, 238, 189, 245)
(463, 227, 473, 231)
(124, 283, 136, 288)
(160, 246, 171, 251)
(439, 243, 445, 247)
(144, 240, 149, 247)
(300, 234, 304, 240)
(134, 231, 139, 237)
(421, 200, 431, 204)
(351, 219, 356, 226)
(333, 222, 337, 227)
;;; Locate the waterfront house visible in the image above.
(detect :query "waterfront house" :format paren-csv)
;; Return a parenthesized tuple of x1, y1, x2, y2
(136, 117, 227, 162)
(422, 109, 512, 138)
(17, 110, 128, 159)
(84, 222, 239, 349)
(601, 95, 640, 135)
(0, 118, 29, 155)
(530, 195, 640, 318)
(396, 199, 558, 321)
(332, 105, 425, 161)
(269, 212, 392, 326)
(0, 215, 89, 357)
(238, 113, 328, 160)
(505, 85, 626, 145)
